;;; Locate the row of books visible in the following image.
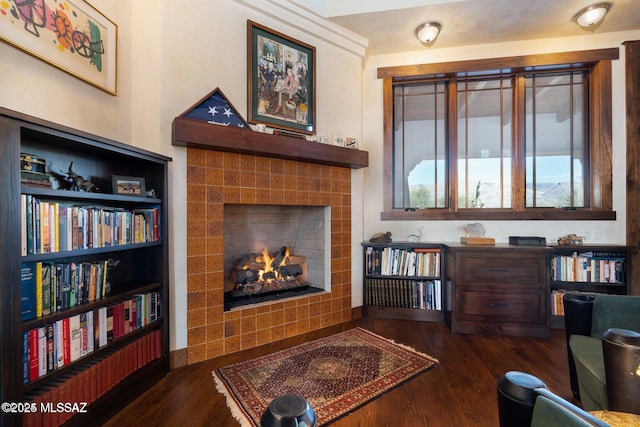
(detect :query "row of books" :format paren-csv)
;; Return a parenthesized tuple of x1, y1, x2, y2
(365, 246, 441, 277)
(20, 194, 161, 256)
(365, 278, 442, 311)
(22, 261, 110, 321)
(550, 290, 566, 316)
(23, 330, 162, 427)
(23, 291, 162, 384)
(551, 253, 625, 283)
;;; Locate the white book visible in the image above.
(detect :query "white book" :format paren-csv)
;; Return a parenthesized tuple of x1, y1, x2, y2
(37, 327, 47, 378)
(86, 310, 95, 353)
(98, 307, 108, 347)
(54, 320, 64, 368)
(21, 194, 27, 256)
(69, 314, 81, 362)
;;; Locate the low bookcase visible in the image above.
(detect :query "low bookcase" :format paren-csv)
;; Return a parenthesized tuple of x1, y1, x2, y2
(549, 244, 631, 328)
(0, 108, 171, 426)
(362, 242, 447, 323)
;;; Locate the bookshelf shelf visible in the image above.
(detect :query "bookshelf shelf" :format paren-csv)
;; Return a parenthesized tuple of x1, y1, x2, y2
(0, 108, 171, 426)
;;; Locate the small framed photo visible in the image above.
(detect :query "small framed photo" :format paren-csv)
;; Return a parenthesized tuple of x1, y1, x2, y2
(112, 175, 146, 196)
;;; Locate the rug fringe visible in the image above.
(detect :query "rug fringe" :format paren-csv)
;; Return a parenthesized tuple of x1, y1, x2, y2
(356, 327, 440, 364)
(212, 370, 255, 427)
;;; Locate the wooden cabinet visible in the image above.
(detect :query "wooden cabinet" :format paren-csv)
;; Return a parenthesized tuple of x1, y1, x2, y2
(362, 242, 447, 323)
(0, 108, 171, 426)
(447, 245, 549, 338)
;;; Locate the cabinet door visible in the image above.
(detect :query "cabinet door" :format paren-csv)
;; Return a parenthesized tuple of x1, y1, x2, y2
(456, 289, 546, 323)
(456, 251, 547, 289)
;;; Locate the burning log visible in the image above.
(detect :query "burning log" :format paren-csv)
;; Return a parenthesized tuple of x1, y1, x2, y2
(231, 269, 261, 285)
(278, 264, 303, 278)
(271, 246, 289, 269)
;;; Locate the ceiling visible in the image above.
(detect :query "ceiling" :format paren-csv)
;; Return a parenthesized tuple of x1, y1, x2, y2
(291, 0, 640, 55)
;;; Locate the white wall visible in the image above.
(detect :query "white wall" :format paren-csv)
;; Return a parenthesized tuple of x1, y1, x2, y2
(0, 0, 366, 352)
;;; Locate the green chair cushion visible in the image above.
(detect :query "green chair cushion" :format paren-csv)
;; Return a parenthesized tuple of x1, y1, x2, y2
(591, 295, 640, 339)
(570, 334, 607, 411)
(531, 394, 603, 427)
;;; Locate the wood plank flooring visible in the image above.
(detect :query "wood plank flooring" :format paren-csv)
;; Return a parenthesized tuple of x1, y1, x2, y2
(103, 318, 578, 426)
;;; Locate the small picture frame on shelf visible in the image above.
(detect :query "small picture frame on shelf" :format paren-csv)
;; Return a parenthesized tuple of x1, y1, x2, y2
(112, 175, 146, 196)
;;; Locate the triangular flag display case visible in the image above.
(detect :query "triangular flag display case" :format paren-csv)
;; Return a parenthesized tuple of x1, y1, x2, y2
(180, 87, 250, 129)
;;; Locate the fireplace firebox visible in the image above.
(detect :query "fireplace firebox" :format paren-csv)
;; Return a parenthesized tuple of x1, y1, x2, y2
(223, 204, 330, 310)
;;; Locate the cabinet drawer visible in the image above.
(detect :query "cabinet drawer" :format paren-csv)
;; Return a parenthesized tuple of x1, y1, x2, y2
(456, 252, 546, 287)
(456, 289, 546, 323)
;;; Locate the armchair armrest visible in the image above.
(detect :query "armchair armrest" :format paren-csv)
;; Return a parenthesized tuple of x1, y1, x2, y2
(531, 388, 609, 427)
(602, 328, 640, 415)
(563, 293, 596, 395)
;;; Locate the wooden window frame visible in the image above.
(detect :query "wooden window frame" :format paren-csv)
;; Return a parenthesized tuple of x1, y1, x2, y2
(378, 48, 618, 221)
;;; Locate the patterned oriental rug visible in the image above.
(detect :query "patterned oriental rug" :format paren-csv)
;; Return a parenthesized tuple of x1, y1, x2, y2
(212, 327, 439, 426)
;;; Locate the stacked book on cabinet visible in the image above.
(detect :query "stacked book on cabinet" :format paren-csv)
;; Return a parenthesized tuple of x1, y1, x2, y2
(551, 251, 625, 283)
(366, 246, 440, 277)
(365, 278, 441, 310)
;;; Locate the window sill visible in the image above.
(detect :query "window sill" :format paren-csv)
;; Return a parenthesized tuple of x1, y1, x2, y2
(380, 209, 617, 221)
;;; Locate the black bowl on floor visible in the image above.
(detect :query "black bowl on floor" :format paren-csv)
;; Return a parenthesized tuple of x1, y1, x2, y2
(260, 394, 316, 427)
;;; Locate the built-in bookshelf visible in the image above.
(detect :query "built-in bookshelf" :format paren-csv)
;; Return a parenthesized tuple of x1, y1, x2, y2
(362, 243, 445, 323)
(0, 108, 171, 426)
(549, 245, 631, 327)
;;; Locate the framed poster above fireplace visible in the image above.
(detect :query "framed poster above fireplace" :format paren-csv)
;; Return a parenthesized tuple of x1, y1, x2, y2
(247, 20, 315, 135)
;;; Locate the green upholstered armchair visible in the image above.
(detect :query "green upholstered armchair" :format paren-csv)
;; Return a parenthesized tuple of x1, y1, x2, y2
(497, 371, 608, 427)
(530, 388, 608, 427)
(563, 293, 640, 414)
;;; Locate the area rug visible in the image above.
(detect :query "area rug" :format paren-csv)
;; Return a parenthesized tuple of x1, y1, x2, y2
(212, 327, 439, 426)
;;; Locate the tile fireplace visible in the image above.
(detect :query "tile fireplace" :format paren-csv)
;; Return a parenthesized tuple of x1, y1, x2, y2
(186, 148, 353, 364)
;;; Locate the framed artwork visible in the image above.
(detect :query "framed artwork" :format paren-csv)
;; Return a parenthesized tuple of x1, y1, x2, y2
(247, 20, 315, 135)
(112, 175, 146, 197)
(0, 0, 117, 95)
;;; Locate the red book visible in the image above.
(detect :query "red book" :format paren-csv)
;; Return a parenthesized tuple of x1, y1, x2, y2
(155, 330, 162, 359)
(62, 317, 71, 366)
(130, 298, 137, 331)
(28, 328, 39, 382)
(89, 364, 97, 403)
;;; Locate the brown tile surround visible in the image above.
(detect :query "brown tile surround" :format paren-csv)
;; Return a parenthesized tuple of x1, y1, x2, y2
(186, 148, 353, 364)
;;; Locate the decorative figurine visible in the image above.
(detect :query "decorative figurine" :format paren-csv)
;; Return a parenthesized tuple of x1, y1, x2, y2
(61, 161, 98, 192)
(463, 222, 486, 237)
(407, 226, 423, 242)
(558, 234, 584, 245)
(369, 231, 392, 243)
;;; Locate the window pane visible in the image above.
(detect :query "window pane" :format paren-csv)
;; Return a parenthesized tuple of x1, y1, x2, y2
(393, 82, 447, 208)
(525, 72, 587, 207)
(457, 78, 512, 208)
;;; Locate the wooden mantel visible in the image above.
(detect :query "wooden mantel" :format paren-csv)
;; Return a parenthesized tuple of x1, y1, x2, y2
(172, 117, 368, 169)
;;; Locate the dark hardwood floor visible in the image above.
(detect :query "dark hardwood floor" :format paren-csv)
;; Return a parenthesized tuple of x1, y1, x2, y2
(103, 318, 578, 426)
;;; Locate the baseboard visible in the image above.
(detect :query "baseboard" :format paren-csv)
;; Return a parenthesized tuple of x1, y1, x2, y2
(170, 347, 188, 370)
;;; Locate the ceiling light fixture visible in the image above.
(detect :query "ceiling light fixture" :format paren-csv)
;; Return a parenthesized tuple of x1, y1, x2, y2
(415, 22, 442, 45)
(573, 2, 612, 28)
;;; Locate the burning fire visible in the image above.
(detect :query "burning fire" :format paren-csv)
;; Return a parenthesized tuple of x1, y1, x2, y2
(258, 246, 290, 282)
(231, 245, 305, 294)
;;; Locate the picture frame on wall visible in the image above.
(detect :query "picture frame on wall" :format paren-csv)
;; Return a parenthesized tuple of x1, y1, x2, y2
(247, 20, 315, 135)
(0, 0, 118, 95)
(112, 175, 146, 197)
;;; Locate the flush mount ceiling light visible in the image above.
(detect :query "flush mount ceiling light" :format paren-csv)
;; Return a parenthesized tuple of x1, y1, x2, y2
(573, 2, 612, 28)
(415, 22, 442, 45)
